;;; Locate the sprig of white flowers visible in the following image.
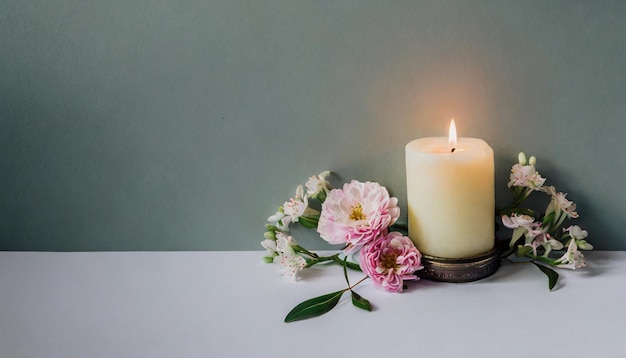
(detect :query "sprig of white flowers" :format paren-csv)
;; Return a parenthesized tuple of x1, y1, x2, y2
(500, 152, 593, 288)
(262, 171, 333, 278)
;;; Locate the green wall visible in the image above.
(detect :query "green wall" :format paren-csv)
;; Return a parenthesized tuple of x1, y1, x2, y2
(1, 1, 625, 251)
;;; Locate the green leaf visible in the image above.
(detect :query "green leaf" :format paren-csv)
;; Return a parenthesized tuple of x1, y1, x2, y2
(532, 262, 559, 290)
(515, 245, 532, 257)
(351, 291, 372, 311)
(510, 227, 526, 248)
(542, 211, 556, 228)
(284, 290, 346, 323)
(297, 216, 318, 229)
(344, 260, 362, 271)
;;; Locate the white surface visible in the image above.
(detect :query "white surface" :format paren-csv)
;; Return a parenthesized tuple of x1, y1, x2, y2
(0, 251, 623, 358)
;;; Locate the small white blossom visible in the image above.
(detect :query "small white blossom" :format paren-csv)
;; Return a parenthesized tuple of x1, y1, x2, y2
(502, 214, 535, 248)
(263, 232, 306, 279)
(267, 185, 309, 231)
(261, 239, 278, 257)
(508, 164, 546, 189)
(555, 239, 586, 270)
(529, 232, 564, 257)
(282, 185, 308, 222)
(275, 232, 296, 253)
(544, 186, 579, 219)
(502, 214, 535, 229)
(305, 171, 331, 199)
(262, 231, 297, 257)
(267, 210, 285, 223)
(273, 242, 306, 280)
(274, 251, 306, 280)
(564, 225, 593, 250)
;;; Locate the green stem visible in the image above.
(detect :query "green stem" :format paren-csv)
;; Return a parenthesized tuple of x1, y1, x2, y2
(305, 253, 362, 272)
(293, 245, 319, 259)
(305, 253, 338, 268)
(349, 276, 369, 290)
(525, 253, 556, 266)
(342, 256, 350, 287)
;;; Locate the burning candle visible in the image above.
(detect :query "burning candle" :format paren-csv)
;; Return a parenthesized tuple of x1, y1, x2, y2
(405, 119, 494, 258)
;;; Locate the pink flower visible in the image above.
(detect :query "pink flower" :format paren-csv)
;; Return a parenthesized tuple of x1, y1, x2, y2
(359, 232, 423, 293)
(317, 180, 400, 253)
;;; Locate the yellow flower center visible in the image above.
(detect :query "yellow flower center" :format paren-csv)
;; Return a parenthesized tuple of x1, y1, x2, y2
(380, 252, 399, 271)
(349, 203, 367, 221)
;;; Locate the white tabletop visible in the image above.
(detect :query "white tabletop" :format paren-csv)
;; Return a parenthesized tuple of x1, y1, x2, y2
(0, 251, 623, 358)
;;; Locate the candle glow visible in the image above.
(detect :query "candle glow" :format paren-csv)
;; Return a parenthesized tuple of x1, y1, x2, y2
(449, 119, 457, 152)
(405, 119, 495, 258)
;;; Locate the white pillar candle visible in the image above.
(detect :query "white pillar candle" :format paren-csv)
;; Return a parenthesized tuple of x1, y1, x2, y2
(405, 120, 494, 259)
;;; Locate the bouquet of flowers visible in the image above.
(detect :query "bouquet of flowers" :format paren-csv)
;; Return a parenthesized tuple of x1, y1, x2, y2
(262, 172, 423, 322)
(499, 152, 593, 289)
(262, 153, 593, 322)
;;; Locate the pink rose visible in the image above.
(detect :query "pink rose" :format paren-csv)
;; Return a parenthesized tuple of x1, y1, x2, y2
(317, 180, 400, 253)
(359, 232, 423, 293)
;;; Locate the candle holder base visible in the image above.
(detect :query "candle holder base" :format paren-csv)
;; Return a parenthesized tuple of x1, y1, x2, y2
(418, 241, 501, 283)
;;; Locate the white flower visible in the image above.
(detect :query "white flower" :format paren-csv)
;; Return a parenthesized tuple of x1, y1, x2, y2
(261, 239, 278, 258)
(555, 238, 586, 270)
(274, 249, 306, 280)
(564, 225, 593, 250)
(275, 232, 296, 253)
(502, 214, 535, 229)
(282, 185, 308, 222)
(268, 210, 291, 231)
(263, 232, 306, 279)
(529, 232, 564, 257)
(544, 186, 579, 219)
(267, 185, 309, 231)
(554, 193, 578, 219)
(273, 238, 306, 280)
(268, 210, 285, 223)
(502, 214, 563, 256)
(305, 171, 331, 199)
(261, 232, 297, 257)
(502, 214, 535, 248)
(508, 163, 546, 189)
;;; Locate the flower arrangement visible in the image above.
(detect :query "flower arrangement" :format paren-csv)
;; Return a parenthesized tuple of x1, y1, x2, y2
(499, 152, 593, 289)
(262, 172, 422, 322)
(262, 153, 593, 322)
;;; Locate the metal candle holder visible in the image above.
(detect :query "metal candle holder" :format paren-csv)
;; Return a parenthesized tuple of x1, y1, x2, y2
(418, 240, 501, 283)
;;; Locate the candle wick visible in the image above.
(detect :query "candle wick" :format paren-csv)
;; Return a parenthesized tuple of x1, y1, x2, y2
(451, 147, 456, 153)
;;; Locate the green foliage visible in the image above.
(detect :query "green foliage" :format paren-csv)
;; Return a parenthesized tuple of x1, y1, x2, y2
(351, 291, 372, 311)
(532, 262, 559, 290)
(298, 215, 319, 228)
(515, 245, 532, 257)
(284, 290, 346, 323)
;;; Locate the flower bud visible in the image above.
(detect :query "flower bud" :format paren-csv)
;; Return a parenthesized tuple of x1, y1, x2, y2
(529, 156, 536, 166)
(518, 152, 527, 165)
(264, 231, 276, 240)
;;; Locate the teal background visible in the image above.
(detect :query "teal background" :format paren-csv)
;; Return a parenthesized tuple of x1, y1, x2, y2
(1, 1, 625, 251)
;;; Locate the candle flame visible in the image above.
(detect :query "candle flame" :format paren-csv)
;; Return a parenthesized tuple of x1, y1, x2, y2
(449, 119, 457, 152)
